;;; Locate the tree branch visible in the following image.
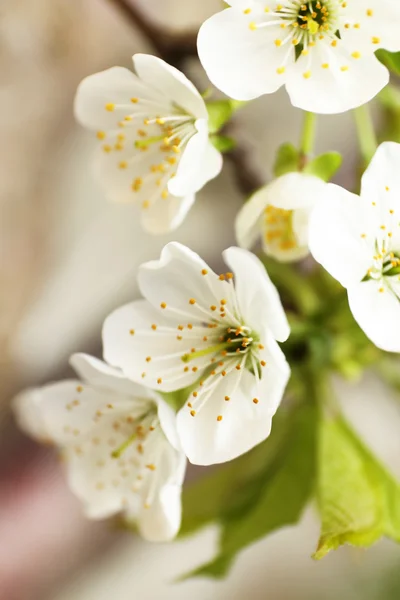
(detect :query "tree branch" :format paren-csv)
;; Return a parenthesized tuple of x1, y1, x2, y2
(108, 0, 197, 68)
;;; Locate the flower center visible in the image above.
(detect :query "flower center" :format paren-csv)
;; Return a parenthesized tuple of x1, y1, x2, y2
(111, 408, 158, 459)
(264, 205, 297, 253)
(280, 0, 339, 41)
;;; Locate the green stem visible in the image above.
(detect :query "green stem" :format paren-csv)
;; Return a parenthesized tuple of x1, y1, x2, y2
(300, 111, 317, 159)
(353, 105, 377, 165)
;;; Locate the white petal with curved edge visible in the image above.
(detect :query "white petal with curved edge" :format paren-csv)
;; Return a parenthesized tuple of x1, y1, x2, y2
(70, 353, 156, 401)
(286, 41, 389, 114)
(197, 7, 289, 101)
(156, 396, 183, 451)
(262, 173, 325, 211)
(74, 67, 154, 131)
(223, 246, 290, 342)
(138, 242, 234, 325)
(137, 482, 184, 541)
(17, 380, 128, 446)
(348, 280, 400, 353)
(176, 342, 288, 466)
(168, 124, 222, 198)
(235, 185, 272, 250)
(13, 389, 51, 443)
(102, 300, 206, 392)
(133, 54, 207, 119)
(167, 121, 209, 198)
(309, 183, 375, 288)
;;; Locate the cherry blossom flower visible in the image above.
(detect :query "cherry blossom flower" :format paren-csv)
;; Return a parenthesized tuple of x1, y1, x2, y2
(13, 354, 186, 541)
(309, 142, 400, 352)
(74, 54, 222, 233)
(103, 243, 290, 465)
(235, 172, 326, 261)
(197, 0, 400, 114)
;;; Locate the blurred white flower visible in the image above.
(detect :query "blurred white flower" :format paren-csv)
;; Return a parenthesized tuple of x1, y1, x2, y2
(13, 353, 186, 541)
(309, 142, 400, 353)
(235, 172, 326, 262)
(103, 242, 290, 465)
(197, 0, 400, 114)
(74, 54, 222, 234)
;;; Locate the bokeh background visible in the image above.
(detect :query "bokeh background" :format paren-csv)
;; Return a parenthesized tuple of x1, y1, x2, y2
(2, 1, 400, 598)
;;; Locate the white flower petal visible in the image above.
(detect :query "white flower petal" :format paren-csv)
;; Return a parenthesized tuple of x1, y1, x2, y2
(261, 173, 324, 211)
(13, 389, 51, 443)
(348, 279, 400, 353)
(309, 183, 375, 288)
(197, 7, 288, 101)
(102, 300, 205, 392)
(70, 353, 155, 400)
(177, 337, 289, 466)
(133, 54, 207, 119)
(360, 142, 400, 249)
(168, 124, 222, 198)
(137, 482, 184, 541)
(341, 0, 400, 54)
(286, 41, 389, 114)
(138, 242, 231, 324)
(235, 185, 272, 250)
(223, 246, 290, 342)
(16, 380, 128, 446)
(74, 67, 149, 131)
(156, 396, 183, 451)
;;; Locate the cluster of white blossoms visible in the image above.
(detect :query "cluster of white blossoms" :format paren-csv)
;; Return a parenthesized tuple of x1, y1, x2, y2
(198, 0, 400, 113)
(14, 246, 291, 536)
(13, 1, 400, 545)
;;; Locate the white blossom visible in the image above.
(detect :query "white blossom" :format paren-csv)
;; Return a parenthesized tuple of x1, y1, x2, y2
(309, 142, 400, 352)
(74, 54, 222, 234)
(103, 243, 290, 466)
(236, 172, 326, 261)
(197, 0, 400, 114)
(13, 353, 186, 541)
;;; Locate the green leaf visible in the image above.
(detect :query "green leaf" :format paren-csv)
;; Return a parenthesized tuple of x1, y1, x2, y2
(181, 402, 318, 579)
(206, 99, 246, 134)
(303, 152, 342, 182)
(210, 134, 236, 153)
(376, 49, 400, 76)
(273, 143, 300, 177)
(314, 415, 400, 560)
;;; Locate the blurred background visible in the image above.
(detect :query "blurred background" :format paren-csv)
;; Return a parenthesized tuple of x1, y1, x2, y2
(2, 1, 400, 598)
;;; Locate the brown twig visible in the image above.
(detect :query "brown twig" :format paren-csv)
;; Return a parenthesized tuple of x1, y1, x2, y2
(109, 0, 197, 68)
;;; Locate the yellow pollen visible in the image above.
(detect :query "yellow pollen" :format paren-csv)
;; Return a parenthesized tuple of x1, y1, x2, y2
(105, 103, 115, 111)
(160, 302, 167, 309)
(217, 415, 223, 422)
(97, 131, 106, 140)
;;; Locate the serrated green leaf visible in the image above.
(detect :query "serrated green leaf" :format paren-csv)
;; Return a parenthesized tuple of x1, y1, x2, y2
(303, 152, 342, 182)
(273, 143, 300, 177)
(181, 401, 318, 579)
(376, 49, 400, 76)
(314, 416, 400, 560)
(210, 134, 236, 153)
(206, 99, 246, 134)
